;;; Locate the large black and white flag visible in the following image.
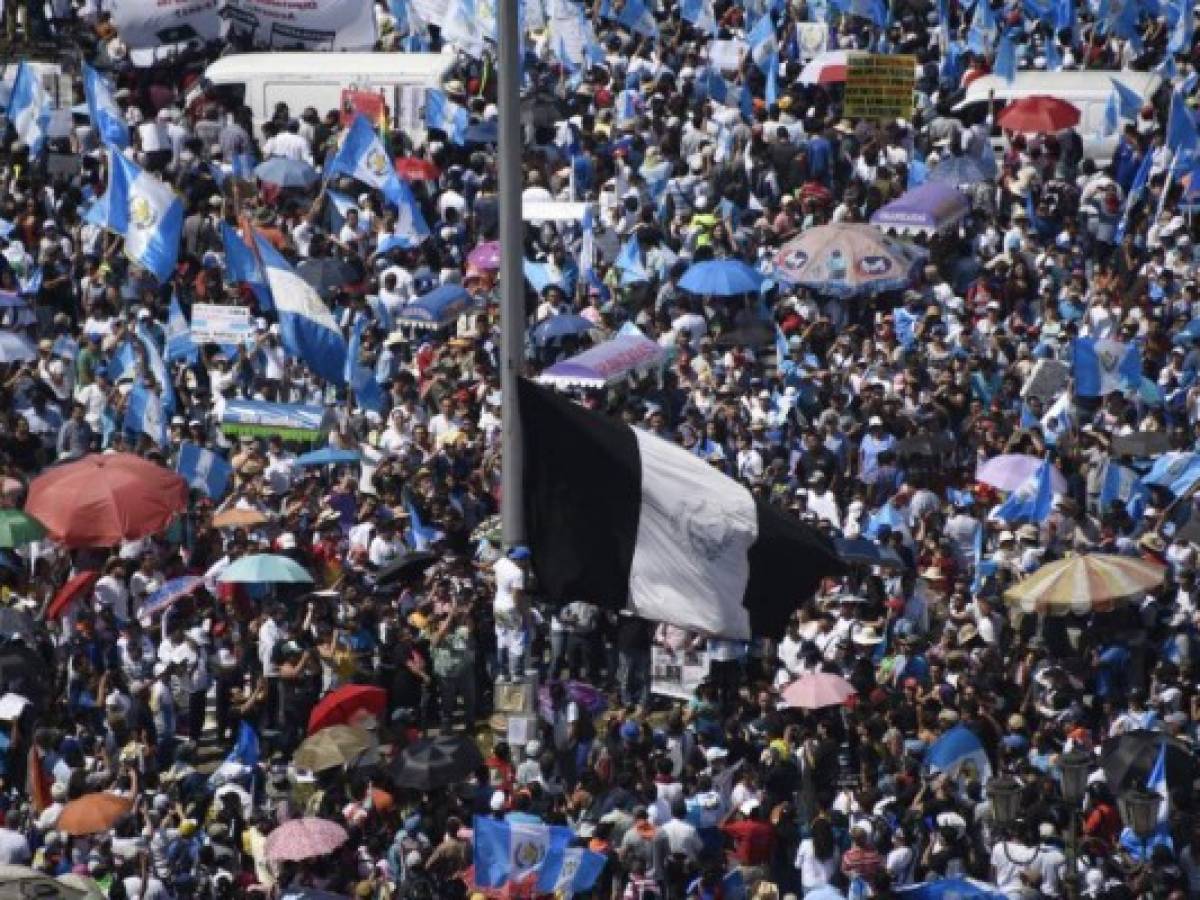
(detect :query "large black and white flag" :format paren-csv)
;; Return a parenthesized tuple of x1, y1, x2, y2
(518, 379, 845, 640)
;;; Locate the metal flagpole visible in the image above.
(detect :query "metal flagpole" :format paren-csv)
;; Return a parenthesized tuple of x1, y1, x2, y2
(498, 0, 526, 548)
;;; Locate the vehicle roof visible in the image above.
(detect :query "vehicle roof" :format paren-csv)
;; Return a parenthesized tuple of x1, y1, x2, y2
(204, 52, 454, 83)
(960, 70, 1162, 103)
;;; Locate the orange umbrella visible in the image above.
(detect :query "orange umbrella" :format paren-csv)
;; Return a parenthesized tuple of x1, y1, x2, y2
(212, 507, 269, 529)
(57, 793, 133, 836)
(26, 453, 186, 547)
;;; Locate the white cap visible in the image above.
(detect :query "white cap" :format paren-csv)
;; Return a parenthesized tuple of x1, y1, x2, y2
(490, 790, 506, 811)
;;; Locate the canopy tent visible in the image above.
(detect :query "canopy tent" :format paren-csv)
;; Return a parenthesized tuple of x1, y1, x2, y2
(221, 400, 334, 442)
(536, 334, 667, 389)
(871, 182, 970, 236)
(393, 285, 478, 331)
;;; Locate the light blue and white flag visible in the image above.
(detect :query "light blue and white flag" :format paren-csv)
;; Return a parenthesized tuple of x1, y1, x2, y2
(615, 0, 658, 36)
(536, 846, 606, 896)
(166, 297, 198, 365)
(86, 149, 183, 282)
(425, 90, 469, 144)
(473, 816, 573, 888)
(6, 61, 51, 157)
(864, 501, 908, 539)
(926, 724, 992, 782)
(221, 221, 272, 310)
(392, 179, 431, 246)
(176, 441, 233, 500)
(211, 720, 260, 783)
(579, 205, 595, 278)
(1040, 391, 1072, 446)
(748, 14, 778, 73)
(83, 63, 128, 149)
(137, 324, 175, 414)
(1147, 741, 1169, 824)
(1111, 77, 1144, 119)
(615, 234, 649, 284)
(681, 0, 718, 34)
(251, 232, 347, 384)
(124, 383, 168, 446)
(1072, 337, 1141, 398)
(326, 115, 409, 209)
(1141, 452, 1200, 497)
(991, 457, 1056, 523)
(971, 522, 996, 593)
(994, 35, 1018, 83)
(345, 318, 385, 413)
(1099, 460, 1138, 512)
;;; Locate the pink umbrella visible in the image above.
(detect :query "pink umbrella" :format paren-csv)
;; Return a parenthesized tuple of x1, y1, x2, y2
(467, 241, 501, 271)
(264, 817, 348, 862)
(780, 673, 856, 709)
(976, 454, 1068, 494)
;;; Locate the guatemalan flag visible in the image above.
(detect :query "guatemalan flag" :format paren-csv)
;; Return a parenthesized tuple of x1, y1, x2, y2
(6, 61, 50, 157)
(424, 90, 469, 145)
(991, 456, 1056, 524)
(175, 441, 233, 499)
(1072, 337, 1141, 398)
(251, 231, 347, 384)
(473, 816, 572, 888)
(166, 294, 198, 364)
(124, 383, 168, 446)
(87, 149, 183, 283)
(517, 380, 844, 640)
(83, 63, 128, 149)
(326, 115, 409, 209)
(925, 724, 992, 783)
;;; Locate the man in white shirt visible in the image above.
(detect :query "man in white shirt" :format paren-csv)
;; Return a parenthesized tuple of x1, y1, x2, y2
(368, 520, 404, 568)
(262, 120, 312, 163)
(0, 811, 30, 863)
(659, 799, 703, 863)
(493, 546, 531, 682)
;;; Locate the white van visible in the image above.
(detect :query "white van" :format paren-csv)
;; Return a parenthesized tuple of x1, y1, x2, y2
(191, 52, 456, 142)
(953, 70, 1164, 165)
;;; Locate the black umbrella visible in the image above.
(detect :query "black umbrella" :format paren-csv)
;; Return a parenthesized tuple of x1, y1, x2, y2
(391, 734, 484, 791)
(375, 551, 439, 585)
(834, 537, 905, 571)
(296, 257, 359, 300)
(1100, 730, 1194, 799)
(0, 608, 36, 645)
(0, 645, 47, 705)
(1111, 432, 1171, 458)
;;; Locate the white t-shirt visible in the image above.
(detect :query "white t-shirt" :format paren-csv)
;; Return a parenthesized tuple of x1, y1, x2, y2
(493, 557, 526, 630)
(795, 838, 837, 891)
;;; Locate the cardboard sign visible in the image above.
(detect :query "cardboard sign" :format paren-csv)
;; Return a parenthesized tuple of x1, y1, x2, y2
(1021, 358, 1070, 404)
(190, 303, 255, 345)
(651, 646, 711, 700)
(844, 53, 916, 121)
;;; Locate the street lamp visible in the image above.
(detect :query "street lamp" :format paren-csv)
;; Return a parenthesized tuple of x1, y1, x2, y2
(1058, 749, 1093, 890)
(988, 776, 1024, 828)
(1118, 788, 1162, 864)
(1059, 750, 1092, 804)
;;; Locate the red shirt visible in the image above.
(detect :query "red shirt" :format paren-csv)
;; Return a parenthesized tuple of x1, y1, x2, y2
(721, 819, 776, 865)
(842, 846, 884, 881)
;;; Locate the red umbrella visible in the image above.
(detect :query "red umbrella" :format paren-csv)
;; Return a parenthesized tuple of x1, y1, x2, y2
(996, 96, 1081, 134)
(308, 684, 387, 734)
(394, 156, 441, 181)
(26, 453, 187, 547)
(780, 672, 857, 709)
(46, 571, 100, 620)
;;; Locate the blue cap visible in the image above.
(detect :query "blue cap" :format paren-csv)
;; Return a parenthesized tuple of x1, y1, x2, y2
(508, 545, 531, 560)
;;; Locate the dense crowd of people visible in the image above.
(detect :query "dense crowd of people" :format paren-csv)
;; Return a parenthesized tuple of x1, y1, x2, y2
(2, 0, 1200, 897)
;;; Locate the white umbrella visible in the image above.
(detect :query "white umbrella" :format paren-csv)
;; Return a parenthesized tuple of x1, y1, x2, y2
(0, 332, 36, 364)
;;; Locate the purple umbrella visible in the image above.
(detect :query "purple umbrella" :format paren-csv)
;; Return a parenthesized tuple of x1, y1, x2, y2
(976, 454, 1068, 494)
(538, 680, 608, 722)
(870, 183, 969, 235)
(537, 335, 667, 389)
(467, 241, 501, 271)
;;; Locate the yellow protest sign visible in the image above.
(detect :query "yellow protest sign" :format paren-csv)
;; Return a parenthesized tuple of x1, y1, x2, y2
(844, 53, 916, 121)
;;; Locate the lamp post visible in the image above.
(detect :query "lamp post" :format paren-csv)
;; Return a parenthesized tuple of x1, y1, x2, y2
(1118, 788, 1161, 864)
(988, 776, 1024, 828)
(1058, 749, 1092, 897)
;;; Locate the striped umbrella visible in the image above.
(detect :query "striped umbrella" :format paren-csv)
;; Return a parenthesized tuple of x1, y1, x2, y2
(140, 576, 204, 618)
(1004, 554, 1166, 616)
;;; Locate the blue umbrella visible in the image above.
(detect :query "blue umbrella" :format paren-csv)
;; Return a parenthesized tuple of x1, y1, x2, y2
(294, 447, 362, 468)
(531, 314, 598, 346)
(677, 259, 764, 296)
(898, 879, 1007, 900)
(927, 155, 989, 185)
(218, 553, 314, 584)
(141, 576, 204, 618)
(255, 157, 320, 189)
